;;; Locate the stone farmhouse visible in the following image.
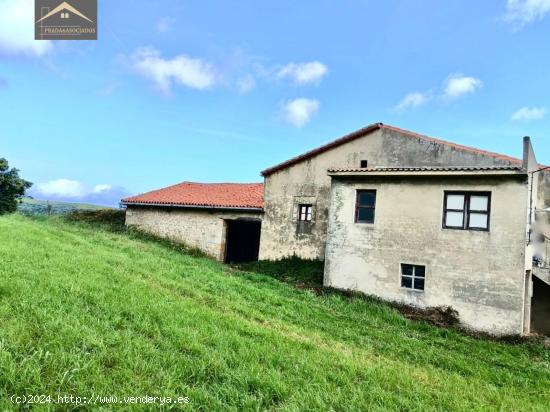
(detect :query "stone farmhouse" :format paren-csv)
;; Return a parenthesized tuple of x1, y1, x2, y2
(122, 123, 550, 336)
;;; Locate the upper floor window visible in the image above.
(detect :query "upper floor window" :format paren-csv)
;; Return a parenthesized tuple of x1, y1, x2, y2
(360, 160, 368, 168)
(298, 204, 313, 222)
(355, 190, 376, 223)
(443, 192, 490, 231)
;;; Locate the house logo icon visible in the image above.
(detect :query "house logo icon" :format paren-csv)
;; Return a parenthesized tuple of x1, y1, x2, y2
(35, 0, 97, 40)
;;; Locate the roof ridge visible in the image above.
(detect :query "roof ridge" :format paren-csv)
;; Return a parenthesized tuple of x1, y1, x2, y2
(380, 125, 523, 165)
(261, 122, 527, 176)
(261, 123, 382, 176)
(121, 181, 264, 209)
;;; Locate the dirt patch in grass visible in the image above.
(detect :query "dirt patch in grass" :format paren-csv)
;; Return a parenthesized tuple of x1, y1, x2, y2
(396, 305, 459, 328)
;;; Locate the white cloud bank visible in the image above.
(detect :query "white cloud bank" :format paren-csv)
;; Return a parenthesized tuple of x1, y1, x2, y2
(277, 61, 328, 85)
(281, 98, 320, 127)
(504, 0, 550, 27)
(511, 106, 547, 121)
(36, 179, 87, 198)
(129, 47, 216, 93)
(395, 92, 432, 111)
(32, 179, 126, 207)
(0, 0, 53, 56)
(443, 74, 483, 100)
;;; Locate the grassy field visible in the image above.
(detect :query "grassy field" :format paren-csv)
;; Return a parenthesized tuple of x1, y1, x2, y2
(0, 215, 548, 411)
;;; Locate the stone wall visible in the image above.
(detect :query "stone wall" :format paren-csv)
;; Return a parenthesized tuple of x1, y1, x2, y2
(324, 175, 529, 335)
(126, 206, 262, 261)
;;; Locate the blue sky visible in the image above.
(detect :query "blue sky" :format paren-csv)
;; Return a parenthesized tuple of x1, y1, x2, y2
(1, 0, 550, 206)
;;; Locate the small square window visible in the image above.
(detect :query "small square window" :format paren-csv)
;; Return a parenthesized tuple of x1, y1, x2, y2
(401, 264, 425, 291)
(360, 160, 368, 168)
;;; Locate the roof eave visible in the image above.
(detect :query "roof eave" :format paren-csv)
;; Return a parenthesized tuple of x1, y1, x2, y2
(328, 170, 527, 178)
(121, 201, 264, 212)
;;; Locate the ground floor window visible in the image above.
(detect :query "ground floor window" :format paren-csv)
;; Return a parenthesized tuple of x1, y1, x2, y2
(401, 264, 425, 291)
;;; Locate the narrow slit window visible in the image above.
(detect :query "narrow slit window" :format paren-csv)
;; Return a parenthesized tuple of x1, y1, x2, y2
(298, 204, 313, 222)
(355, 190, 376, 223)
(443, 192, 490, 231)
(401, 264, 425, 291)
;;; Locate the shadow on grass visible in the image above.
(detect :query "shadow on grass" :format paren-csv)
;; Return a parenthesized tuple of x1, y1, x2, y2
(233, 256, 324, 289)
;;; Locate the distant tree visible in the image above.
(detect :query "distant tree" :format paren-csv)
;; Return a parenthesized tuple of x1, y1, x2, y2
(0, 158, 32, 215)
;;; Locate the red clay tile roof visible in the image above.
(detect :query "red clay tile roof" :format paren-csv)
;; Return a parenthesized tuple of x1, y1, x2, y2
(261, 123, 525, 176)
(122, 182, 264, 209)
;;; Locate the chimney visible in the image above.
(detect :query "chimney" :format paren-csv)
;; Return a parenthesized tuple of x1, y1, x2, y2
(522, 136, 530, 171)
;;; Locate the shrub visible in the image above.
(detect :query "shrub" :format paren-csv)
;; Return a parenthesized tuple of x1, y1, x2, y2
(64, 209, 126, 230)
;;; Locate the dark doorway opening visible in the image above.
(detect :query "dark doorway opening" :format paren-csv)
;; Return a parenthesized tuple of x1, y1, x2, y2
(224, 219, 261, 263)
(531, 276, 550, 335)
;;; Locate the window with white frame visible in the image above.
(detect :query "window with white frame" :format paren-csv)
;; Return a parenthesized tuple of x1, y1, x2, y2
(443, 192, 490, 231)
(401, 264, 425, 291)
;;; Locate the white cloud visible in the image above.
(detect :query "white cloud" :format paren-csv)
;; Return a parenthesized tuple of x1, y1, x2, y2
(277, 61, 328, 85)
(395, 92, 432, 111)
(236, 75, 256, 94)
(504, 0, 550, 27)
(129, 47, 216, 93)
(281, 98, 320, 127)
(93, 184, 113, 194)
(36, 179, 86, 198)
(156, 17, 175, 33)
(31, 179, 126, 206)
(0, 0, 53, 57)
(511, 106, 548, 121)
(443, 74, 483, 100)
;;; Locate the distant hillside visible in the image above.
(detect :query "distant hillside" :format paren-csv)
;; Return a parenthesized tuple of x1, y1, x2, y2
(17, 197, 115, 216)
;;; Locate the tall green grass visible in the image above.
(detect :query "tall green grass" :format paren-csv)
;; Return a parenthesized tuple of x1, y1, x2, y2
(0, 215, 548, 411)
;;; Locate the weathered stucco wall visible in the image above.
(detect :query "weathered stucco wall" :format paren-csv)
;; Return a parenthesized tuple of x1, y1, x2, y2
(126, 206, 262, 261)
(324, 175, 529, 335)
(537, 170, 550, 235)
(259, 128, 521, 261)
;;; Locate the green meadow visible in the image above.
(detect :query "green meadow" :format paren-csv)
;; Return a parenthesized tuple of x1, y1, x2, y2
(0, 214, 548, 410)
